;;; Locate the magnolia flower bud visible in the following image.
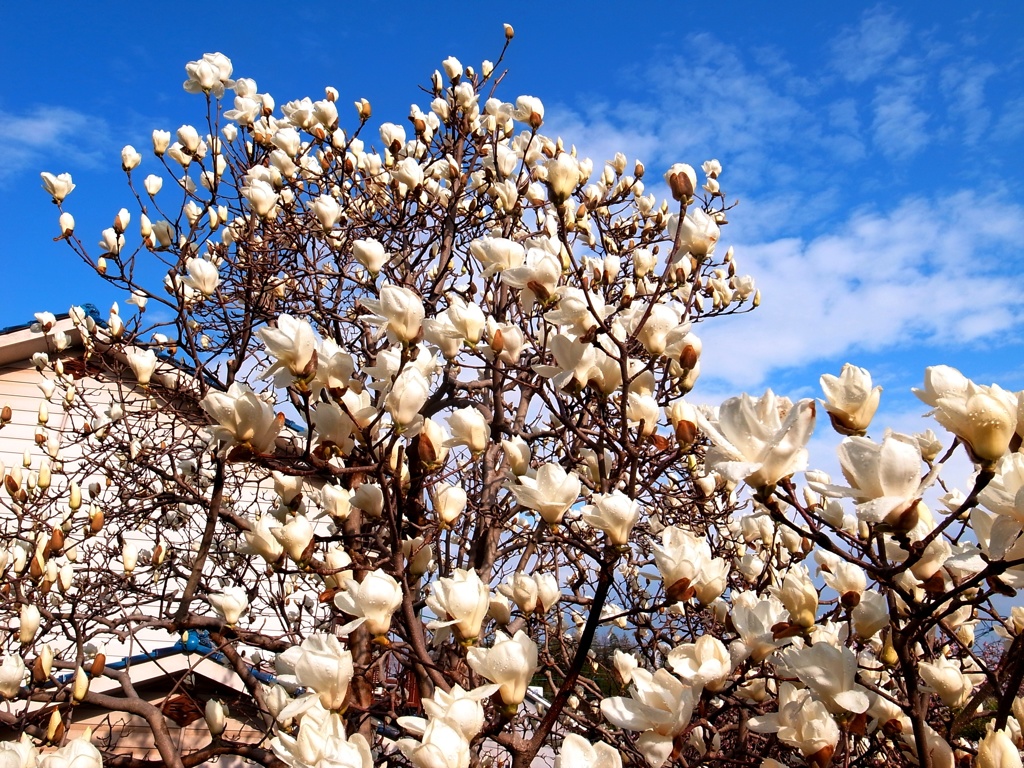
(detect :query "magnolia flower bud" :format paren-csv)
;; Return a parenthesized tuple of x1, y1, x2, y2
(122, 541, 138, 574)
(664, 163, 697, 201)
(152, 130, 171, 156)
(143, 174, 163, 196)
(73, 666, 89, 702)
(58, 212, 75, 237)
(442, 56, 463, 82)
(434, 482, 468, 526)
(121, 145, 142, 171)
(20, 604, 41, 644)
(205, 699, 227, 736)
(820, 364, 881, 436)
(546, 153, 580, 206)
(35, 645, 54, 681)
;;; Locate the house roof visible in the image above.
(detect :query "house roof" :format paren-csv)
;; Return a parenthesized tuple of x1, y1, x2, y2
(0, 313, 87, 368)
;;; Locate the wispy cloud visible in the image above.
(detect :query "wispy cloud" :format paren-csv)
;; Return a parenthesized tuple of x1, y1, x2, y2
(872, 77, 930, 159)
(830, 8, 910, 84)
(941, 62, 998, 146)
(0, 106, 111, 181)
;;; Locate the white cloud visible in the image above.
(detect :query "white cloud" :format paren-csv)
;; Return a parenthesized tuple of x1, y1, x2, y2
(696, 191, 1024, 390)
(830, 8, 910, 83)
(0, 106, 110, 180)
(872, 77, 930, 159)
(941, 62, 998, 146)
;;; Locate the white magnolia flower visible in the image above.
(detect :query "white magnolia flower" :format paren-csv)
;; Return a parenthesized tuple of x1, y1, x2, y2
(272, 514, 314, 563)
(183, 52, 234, 97)
(241, 516, 284, 563)
(283, 634, 354, 715)
(976, 728, 1023, 768)
(469, 236, 526, 277)
(555, 734, 622, 768)
(918, 655, 981, 708)
(397, 718, 470, 768)
(271, 699, 372, 768)
(41, 172, 75, 202)
(37, 736, 103, 768)
(208, 586, 248, 625)
(258, 314, 318, 386)
(829, 432, 924, 526)
(600, 667, 698, 768)
(666, 635, 732, 690)
(778, 642, 870, 714)
(397, 683, 499, 742)
(445, 407, 489, 454)
(425, 568, 490, 643)
(915, 366, 1018, 464)
(386, 367, 430, 428)
(507, 463, 581, 524)
(748, 682, 839, 762)
(0, 654, 25, 698)
(466, 630, 538, 707)
(333, 570, 403, 637)
(362, 285, 425, 344)
(820, 363, 882, 435)
(581, 490, 642, 546)
(512, 95, 544, 128)
(668, 208, 719, 258)
(694, 390, 816, 489)
(730, 592, 792, 662)
(127, 349, 158, 386)
(501, 247, 562, 304)
(201, 383, 282, 454)
(181, 257, 220, 297)
(352, 238, 388, 274)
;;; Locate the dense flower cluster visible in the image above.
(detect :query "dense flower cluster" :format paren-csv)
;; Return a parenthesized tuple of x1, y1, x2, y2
(9, 37, 1024, 768)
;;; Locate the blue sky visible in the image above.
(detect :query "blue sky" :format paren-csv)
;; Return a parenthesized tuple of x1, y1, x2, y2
(2, 1, 1023, 444)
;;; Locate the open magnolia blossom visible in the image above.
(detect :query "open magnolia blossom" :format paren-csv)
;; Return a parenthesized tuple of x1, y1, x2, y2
(11, 40, 1024, 768)
(332, 569, 403, 636)
(694, 390, 816, 489)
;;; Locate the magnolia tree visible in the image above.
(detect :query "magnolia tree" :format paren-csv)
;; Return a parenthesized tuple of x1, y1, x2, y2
(8, 28, 1024, 768)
